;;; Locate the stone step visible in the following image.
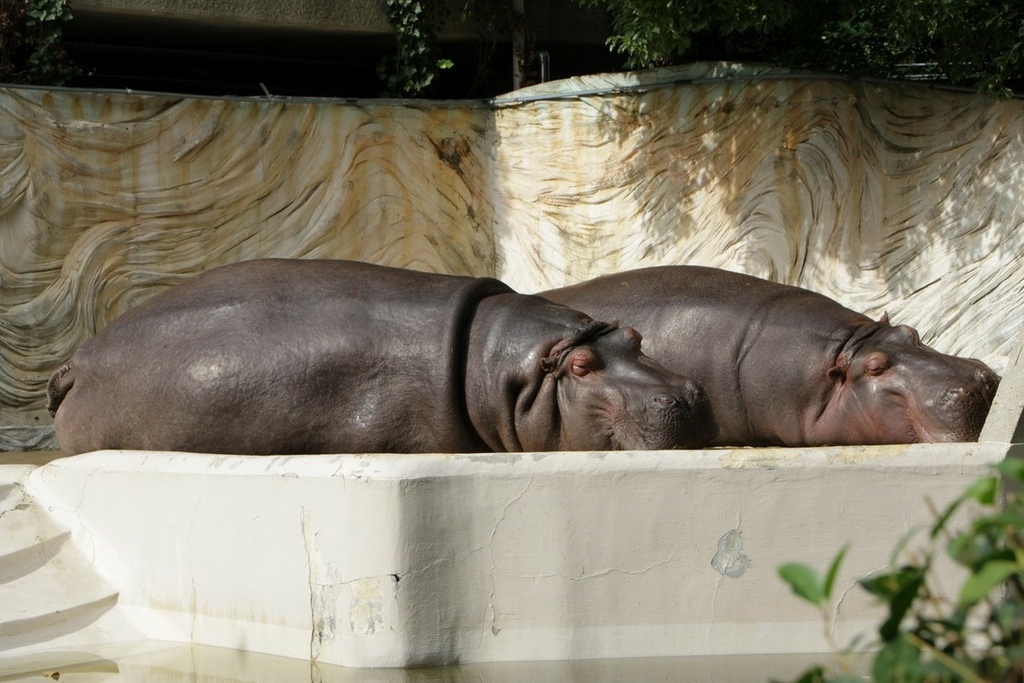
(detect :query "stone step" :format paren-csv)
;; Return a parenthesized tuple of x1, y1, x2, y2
(0, 472, 121, 651)
(0, 465, 37, 497)
(0, 586, 119, 647)
(0, 479, 71, 585)
(0, 530, 70, 585)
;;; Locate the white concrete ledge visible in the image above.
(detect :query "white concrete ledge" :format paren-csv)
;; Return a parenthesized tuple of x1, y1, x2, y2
(12, 442, 1011, 667)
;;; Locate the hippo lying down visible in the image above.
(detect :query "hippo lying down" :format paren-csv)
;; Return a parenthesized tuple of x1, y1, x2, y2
(543, 266, 999, 447)
(47, 259, 717, 456)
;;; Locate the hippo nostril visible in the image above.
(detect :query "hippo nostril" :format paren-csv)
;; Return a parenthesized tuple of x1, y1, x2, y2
(652, 393, 679, 410)
(969, 362, 999, 388)
(940, 387, 967, 407)
(978, 368, 1000, 395)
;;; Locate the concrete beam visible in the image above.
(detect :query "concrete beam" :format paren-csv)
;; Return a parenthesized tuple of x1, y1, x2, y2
(70, 0, 393, 34)
(980, 331, 1024, 443)
(68, 0, 609, 42)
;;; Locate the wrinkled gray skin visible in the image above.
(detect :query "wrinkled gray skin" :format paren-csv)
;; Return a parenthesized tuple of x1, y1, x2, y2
(543, 266, 1000, 447)
(48, 259, 716, 455)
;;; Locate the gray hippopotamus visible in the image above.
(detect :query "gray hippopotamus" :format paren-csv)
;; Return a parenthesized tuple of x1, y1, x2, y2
(542, 266, 999, 447)
(47, 259, 717, 455)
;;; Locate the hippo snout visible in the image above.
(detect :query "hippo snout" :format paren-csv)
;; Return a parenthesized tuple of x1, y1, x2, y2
(939, 386, 970, 411)
(937, 374, 995, 411)
(641, 379, 717, 447)
(946, 363, 1000, 409)
(605, 377, 715, 450)
(939, 380, 997, 413)
(653, 377, 704, 406)
(975, 365, 1001, 401)
(927, 363, 1000, 441)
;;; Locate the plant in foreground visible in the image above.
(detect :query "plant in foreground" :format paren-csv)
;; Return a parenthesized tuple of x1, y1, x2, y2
(778, 458, 1024, 682)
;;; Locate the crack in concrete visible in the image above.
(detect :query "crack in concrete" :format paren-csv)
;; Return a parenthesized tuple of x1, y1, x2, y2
(393, 544, 490, 582)
(832, 576, 859, 644)
(502, 553, 682, 582)
(67, 468, 102, 565)
(185, 492, 204, 647)
(301, 507, 334, 665)
(836, 559, 889, 648)
(482, 477, 533, 643)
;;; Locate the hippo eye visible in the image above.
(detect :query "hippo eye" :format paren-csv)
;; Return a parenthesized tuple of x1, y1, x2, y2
(865, 353, 891, 377)
(569, 349, 597, 377)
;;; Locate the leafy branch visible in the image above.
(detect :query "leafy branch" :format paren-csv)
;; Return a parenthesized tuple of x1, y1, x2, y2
(575, 0, 1024, 96)
(0, 0, 78, 86)
(779, 459, 1024, 682)
(378, 0, 453, 97)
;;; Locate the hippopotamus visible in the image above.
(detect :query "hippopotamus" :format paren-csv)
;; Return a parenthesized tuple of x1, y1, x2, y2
(47, 259, 717, 456)
(542, 266, 999, 447)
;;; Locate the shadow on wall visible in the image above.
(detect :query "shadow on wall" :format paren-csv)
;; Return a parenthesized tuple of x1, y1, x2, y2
(487, 64, 1024, 368)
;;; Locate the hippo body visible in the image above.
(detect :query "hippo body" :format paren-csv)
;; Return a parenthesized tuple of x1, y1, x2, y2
(542, 266, 999, 447)
(48, 259, 716, 455)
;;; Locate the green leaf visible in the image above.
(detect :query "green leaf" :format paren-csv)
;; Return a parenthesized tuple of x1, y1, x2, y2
(930, 495, 967, 539)
(964, 474, 999, 505)
(871, 633, 921, 682)
(822, 544, 849, 601)
(1004, 644, 1024, 669)
(779, 666, 826, 683)
(994, 599, 1024, 633)
(948, 532, 1011, 570)
(928, 478, 994, 539)
(959, 559, 1023, 607)
(778, 563, 824, 606)
(859, 566, 922, 601)
(970, 512, 1024, 533)
(995, 457, 1024, 485)
(876, 570, 925, 641)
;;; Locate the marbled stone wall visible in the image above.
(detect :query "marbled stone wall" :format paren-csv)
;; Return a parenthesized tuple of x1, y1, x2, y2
(0, 91, 495, 448)
(490, 65, 1024, 371)
(2, 63, 1022, 449)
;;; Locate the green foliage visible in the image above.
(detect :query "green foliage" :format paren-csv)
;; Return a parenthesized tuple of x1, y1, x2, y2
(813, 3, 940, 81)
(379, 0, 521, 97)
(780, 544, 849, 608)
(905, 0, 1024, 97)
(577, 0, 798, 69)
(0, 0, 77, 86)
(778, 459, 1024, 682)
(378, 0, 453, 97)
(576, 0, 1024, 95)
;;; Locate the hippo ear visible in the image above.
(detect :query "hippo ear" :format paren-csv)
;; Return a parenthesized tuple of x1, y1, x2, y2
(879, 311, 890, 325)
(540, 356, 559, 373)
(827, 364, 846, 384)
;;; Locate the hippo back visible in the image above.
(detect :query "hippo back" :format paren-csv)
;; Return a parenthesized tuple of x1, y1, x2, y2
(543, 265, 998, 447)
(49, 259, 511, 455)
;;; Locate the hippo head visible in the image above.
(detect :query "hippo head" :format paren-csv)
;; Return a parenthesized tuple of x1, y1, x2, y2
(524, 321, 717, 451)
(820, 316, 1000, 444)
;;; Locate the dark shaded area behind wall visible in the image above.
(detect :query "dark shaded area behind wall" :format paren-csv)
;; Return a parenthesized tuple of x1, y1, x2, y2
(61, 9, 623, 100)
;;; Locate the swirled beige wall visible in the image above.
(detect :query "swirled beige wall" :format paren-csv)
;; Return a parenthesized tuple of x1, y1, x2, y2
(2, 63, 1022, 449)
